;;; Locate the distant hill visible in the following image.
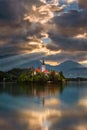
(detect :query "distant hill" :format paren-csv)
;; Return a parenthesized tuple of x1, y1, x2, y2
(54, 60, 83, 73)
(64, 68, 87, 78)
(53, 60, 87, 78)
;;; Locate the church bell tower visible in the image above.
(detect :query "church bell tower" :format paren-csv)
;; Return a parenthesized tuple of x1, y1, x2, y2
(41, 58, 46, 72)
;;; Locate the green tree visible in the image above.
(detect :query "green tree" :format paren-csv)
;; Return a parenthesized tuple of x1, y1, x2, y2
(33, 72, 48, 83)
(18, 70, 33, 82)
(58, 71, 65, 81)
(48, 71, 58, 83)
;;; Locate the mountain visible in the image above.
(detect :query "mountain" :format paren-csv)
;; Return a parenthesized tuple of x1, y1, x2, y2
(53, 60, 87, 78)
(54, 60, 83, 73)
(65, 68, 87, 78)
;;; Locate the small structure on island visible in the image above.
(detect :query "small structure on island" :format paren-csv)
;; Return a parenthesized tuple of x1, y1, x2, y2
(41, 59, 46, 72)
(34, 59, 50, 75)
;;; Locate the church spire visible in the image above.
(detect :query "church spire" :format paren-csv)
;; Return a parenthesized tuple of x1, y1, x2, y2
(41, 58, 46, 72)
(42, 58, 45, 65)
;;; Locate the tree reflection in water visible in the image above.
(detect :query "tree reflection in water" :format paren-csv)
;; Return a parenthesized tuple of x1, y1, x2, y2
(0, 82, 64, 97)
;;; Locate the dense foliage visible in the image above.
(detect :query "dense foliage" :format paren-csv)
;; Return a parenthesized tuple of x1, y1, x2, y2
(18, 70, 65, 83)
(0, 68, 65, 83)
(0, 68, 30, 82)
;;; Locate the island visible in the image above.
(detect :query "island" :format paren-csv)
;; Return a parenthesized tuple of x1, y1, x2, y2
(0, 59, 65, 83)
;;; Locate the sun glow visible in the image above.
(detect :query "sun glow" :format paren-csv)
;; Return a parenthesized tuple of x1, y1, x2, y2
(78, 99, 87, 107)
(67, 0, 76, 3)
(45, 61, 59, 66)
(24, 4, 54, 24)
(79, 60, 87, 67)
(40, 0, 59, 6)
(74, 33, 87, 39)
(20, 108, 62, 130)
(74, 125, 87, 130)
(41, 33, 49, 38)
(23, 0, 64, 57)
(24, 0, 64, 25)
(31, 46, 61, 56)
(27, 35, 61, 56)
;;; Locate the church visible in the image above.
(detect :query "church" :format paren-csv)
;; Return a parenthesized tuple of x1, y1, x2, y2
(34, 59, 50, 75)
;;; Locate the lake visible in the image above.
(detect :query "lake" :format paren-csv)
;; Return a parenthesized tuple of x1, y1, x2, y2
(0, 82, 87, 130)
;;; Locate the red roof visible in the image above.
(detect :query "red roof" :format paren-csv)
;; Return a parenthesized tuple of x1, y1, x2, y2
(35, 68, 41, 73)
(43, 70, 50, 74)
(35, 68, 50, 74)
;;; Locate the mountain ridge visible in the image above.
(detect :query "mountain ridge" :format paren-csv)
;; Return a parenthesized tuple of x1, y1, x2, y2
(54, 60, 84, 72)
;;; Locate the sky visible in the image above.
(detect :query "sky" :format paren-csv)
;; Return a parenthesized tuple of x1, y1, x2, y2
(0, 0, 87, 71)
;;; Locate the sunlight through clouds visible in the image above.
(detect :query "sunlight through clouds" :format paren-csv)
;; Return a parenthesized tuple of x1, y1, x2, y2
(0, 0, 87, 70)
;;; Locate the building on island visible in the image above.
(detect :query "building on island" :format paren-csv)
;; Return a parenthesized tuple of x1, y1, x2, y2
(41, 59, 46, 72)
(34, 59, 50, 75)
(34, 59, 59, 76)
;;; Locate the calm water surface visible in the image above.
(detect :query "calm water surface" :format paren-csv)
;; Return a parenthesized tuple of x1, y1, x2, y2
(0, 82, 87, 130)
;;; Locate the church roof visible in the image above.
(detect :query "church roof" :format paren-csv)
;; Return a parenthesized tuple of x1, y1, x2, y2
(35, 68, 41, 73)
(43, 70, 50, 74)
(42, 59, 45, 65)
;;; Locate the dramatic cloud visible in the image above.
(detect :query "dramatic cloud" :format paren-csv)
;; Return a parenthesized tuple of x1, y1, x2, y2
(0, 0, 87, 70)
(47, 33, 87, 51)
(78, 0, 87, 8)
(51, 10, 87, 37)
(0, 0, 21, 24)
(45, 51, 87, 63)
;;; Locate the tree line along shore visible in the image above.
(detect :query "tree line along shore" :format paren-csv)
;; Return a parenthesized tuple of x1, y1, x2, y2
(0, 68, 65, 83)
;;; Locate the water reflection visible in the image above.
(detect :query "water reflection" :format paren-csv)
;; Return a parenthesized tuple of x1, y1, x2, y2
(0, 82, 87, 130)
(0, 83, 64, 97)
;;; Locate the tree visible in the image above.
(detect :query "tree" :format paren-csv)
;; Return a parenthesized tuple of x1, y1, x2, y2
(58, 71, 65, 81)
(48, 71, 58, 83)
(33, 72, 48, 83)
(18, 70, 33, 82)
